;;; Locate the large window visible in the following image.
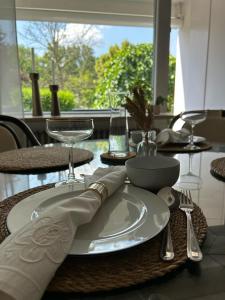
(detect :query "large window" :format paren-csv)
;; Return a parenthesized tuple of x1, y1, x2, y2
(16, 20, 177, 112)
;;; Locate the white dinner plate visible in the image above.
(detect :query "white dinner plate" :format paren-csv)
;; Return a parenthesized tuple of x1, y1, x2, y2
(7, 184, 170, 255)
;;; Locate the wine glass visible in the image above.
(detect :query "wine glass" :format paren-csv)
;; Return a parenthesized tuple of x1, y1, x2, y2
(46, 119, 94, 186)
(181, 111, 207, 150)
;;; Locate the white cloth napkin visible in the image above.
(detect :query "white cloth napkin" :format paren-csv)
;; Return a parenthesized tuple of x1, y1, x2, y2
(0, 166, 126, 300)
(156, 128, 190, 146)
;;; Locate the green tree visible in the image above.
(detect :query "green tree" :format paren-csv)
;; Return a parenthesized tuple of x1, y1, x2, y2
(39, 44, 96, 91)
(94, 41, 176, 111)
(18, 22, 98, 90)
(18, 46, 37, 86)
(62, 45, 97, 90)
(18, 43, 97, 108)
(168, 56, 176, 111)
(18, 44, 97, 109)
(68, 72, 96, 108)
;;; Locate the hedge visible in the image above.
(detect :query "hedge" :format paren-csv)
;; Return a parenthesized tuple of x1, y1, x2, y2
(22, 87, 76, 111)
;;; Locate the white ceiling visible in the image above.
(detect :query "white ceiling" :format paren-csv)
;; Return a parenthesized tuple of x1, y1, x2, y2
(15, 0, 184, 27)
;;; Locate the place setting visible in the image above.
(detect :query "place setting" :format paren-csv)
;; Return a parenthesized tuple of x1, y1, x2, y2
(0, 88, 210, 300)
(157, 111, 212, 152)
(128, 109, 211, 155)
(130, 128, 211, 153)
(0, 91, 209, 298)
(98, 89, 212, 173)
(0, 151, 207, 297)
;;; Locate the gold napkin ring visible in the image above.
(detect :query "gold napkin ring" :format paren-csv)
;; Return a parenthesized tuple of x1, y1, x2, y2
(88, 182, 108, 203)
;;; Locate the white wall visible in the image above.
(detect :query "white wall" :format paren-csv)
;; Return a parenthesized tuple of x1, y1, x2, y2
(174, 0, 225, 114)
(205, 0, 225, 108)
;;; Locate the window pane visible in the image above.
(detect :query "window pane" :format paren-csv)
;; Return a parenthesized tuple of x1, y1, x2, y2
(168, 28, 178, 112)
(16, 20, 177, 112)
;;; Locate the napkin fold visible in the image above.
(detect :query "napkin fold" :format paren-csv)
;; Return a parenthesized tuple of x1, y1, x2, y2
(0, 166, 126, 300)
(156, 128, 190, 146)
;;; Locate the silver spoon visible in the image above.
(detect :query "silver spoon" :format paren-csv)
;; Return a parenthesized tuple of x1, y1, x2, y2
(157, 186, 175, 261)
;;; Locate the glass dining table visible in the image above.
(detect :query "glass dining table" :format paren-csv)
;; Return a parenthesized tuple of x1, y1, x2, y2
(1, 140, 225, 300)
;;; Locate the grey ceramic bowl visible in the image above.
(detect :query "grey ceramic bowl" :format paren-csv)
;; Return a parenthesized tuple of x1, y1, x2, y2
(125, 155, 180, 191)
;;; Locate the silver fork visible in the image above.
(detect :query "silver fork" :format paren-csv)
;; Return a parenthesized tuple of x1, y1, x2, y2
(179, 190, 203, 261)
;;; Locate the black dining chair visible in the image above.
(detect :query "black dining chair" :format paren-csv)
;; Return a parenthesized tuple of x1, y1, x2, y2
(0, 115, 41, 152)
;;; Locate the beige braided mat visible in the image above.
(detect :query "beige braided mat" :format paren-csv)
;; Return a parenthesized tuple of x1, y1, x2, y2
(0, 146, 93, 174)
(158, 142, 212, 153)
(0, 186, 207, 294)
(211, 157, 225, 181)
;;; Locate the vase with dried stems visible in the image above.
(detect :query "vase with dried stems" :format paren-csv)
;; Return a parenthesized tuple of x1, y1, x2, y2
(123, 87, 157, 156)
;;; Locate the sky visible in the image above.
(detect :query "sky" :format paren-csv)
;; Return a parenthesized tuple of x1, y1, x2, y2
(16, 22, 178, 57)
(93, 26, 178, 57)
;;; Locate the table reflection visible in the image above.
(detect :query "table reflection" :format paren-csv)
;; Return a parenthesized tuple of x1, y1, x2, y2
(176, 153, 203, 190)
(174, 151, 225, 226)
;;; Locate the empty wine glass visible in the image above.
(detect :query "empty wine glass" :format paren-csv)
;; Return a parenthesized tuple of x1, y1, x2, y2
(176, 154, 202, 190)
(181, 111, 207, 150)
(46, 119, 94, 186)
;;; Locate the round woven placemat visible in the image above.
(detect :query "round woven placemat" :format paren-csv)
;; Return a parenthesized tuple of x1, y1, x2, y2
(158, 142, 212, 153)
(100, 151, 136, 165)
(0, 146, 93, 174)
(0, 186, 207, 294)
(211, 157, 225, 181)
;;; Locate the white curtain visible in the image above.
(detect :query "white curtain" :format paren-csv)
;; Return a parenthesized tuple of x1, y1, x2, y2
(0, 0, 23, 117)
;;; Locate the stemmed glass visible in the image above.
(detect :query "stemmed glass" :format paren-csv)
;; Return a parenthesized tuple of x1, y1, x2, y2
(46, 119, 94, 186)
(176, 154, 202, 190)
(181, 111, 207, 150)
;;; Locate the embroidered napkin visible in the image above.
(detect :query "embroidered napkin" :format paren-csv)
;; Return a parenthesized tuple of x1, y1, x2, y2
(156, 128, 190, 146)
(0, 166, 126, 300)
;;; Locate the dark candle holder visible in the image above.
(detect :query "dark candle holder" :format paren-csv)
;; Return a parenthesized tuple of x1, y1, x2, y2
(29, 73, 43, 116)
(49, 84, 60, 116)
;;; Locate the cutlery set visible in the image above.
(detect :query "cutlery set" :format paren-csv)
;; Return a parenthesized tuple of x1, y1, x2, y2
(159, 187, 203, 262)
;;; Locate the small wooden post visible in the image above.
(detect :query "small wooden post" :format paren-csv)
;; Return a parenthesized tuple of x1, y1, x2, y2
(49, 84, 60, 116)
(29, 72, 43, 116)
